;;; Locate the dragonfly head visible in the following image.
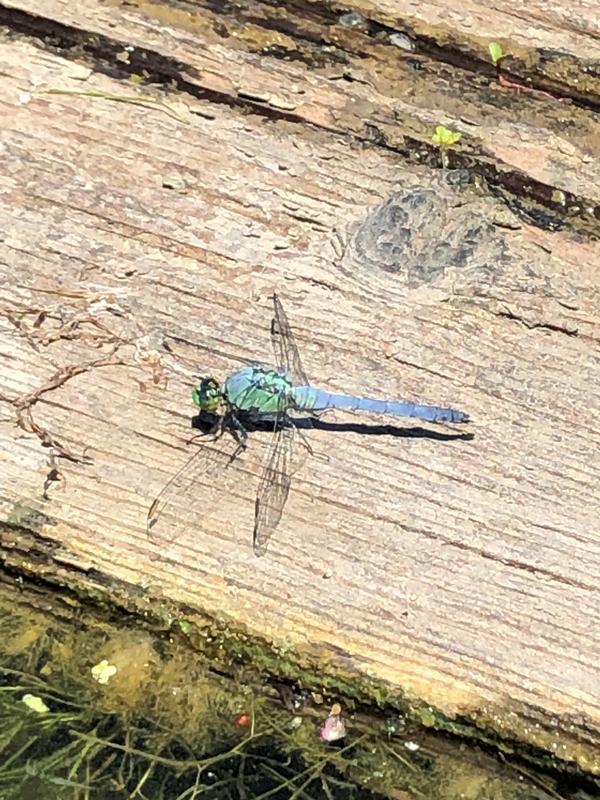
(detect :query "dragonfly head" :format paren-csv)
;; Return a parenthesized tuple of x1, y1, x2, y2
(192, 377, 224, 414)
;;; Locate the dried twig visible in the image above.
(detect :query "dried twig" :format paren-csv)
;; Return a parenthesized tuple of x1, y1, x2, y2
(0, 349, 128, 463)
(1, 292, 168, 470)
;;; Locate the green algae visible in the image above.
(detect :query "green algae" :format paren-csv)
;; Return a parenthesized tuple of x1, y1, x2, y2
(0, 573, 594, 800)
(0, 510, 597, 797)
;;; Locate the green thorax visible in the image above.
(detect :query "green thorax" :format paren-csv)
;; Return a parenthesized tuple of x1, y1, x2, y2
(223, 366, 294, 415)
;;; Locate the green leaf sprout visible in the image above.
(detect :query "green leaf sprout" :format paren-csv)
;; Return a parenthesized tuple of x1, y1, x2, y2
(432, 125, 462, 147)
(489, 41, 505, 66)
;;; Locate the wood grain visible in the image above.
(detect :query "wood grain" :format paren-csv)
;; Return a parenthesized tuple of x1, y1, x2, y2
(0, 0, 598, 772)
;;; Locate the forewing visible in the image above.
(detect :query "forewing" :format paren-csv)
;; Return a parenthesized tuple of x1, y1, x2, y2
(253, 423, 295, 556)
(270, 294, 309, 386)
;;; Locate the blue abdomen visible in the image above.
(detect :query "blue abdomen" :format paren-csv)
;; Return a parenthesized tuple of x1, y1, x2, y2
(291, 385, 469, 423)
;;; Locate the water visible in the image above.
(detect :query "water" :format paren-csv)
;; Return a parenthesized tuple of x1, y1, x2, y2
(0, 579, 595, 800)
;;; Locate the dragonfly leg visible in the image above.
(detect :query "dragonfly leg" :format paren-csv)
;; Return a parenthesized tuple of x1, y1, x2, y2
(222, 410, 249, 461)
(186, 413, 222, 446)
(185, 432, 206, 446)
(285, 414, 314, 456)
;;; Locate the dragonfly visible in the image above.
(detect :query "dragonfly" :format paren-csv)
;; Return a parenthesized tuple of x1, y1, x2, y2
(147, 294, 469, 556)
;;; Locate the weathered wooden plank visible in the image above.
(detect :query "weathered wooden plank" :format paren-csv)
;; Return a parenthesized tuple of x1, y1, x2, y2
(0, 0, 599, 776)
(2, 0, 599, 221)
(353, 0, 600, 66)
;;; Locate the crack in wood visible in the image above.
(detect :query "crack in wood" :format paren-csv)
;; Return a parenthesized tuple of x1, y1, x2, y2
(496, 308, 579, 337)
(0, 4, 598, 237)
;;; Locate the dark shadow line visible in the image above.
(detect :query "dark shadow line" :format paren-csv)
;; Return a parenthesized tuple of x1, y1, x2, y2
(192, 413, 474, 442)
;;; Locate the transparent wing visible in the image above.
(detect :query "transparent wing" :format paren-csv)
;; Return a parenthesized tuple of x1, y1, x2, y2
(147, 434, 258, 550)
(271, 294, 309, 386)
(253, 422, 295, 557)
(147, 435, 237, 542)
(259, 297, 317, 555)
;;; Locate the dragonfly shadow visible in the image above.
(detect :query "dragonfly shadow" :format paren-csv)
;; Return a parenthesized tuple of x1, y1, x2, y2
(296, 416, 474, 441)
(192, 412, 474, 443)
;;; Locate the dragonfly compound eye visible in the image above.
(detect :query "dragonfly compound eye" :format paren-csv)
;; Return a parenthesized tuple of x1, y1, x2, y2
(192, 377, 223, 413)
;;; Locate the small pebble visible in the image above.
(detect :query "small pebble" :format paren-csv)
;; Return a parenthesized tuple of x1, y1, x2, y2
(389, 32, 415, 51)
(339, 12, 368, 30)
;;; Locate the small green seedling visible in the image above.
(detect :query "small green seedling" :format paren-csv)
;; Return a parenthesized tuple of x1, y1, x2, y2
(432, 125, 462, 168)
(432, 125, 461, 148)
(488, 41, 505, 67)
